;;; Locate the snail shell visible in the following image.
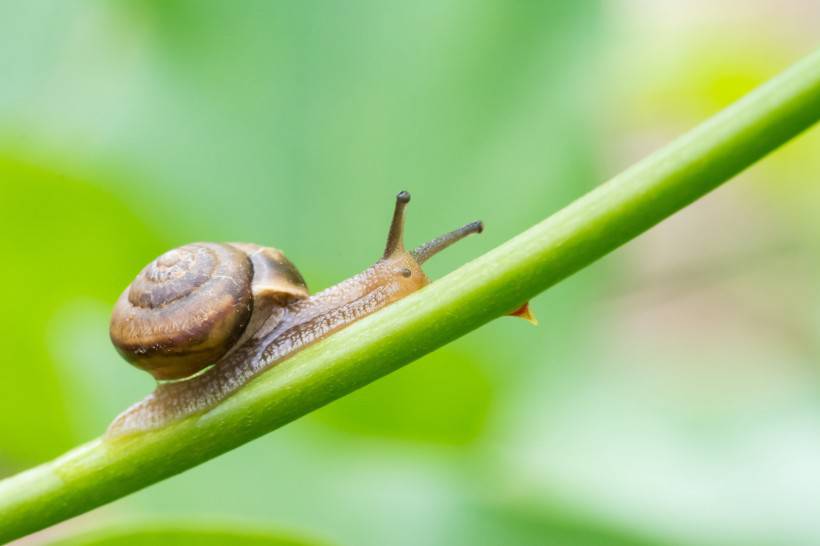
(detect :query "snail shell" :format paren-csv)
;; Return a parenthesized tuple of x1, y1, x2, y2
(109, 242, 308, 380)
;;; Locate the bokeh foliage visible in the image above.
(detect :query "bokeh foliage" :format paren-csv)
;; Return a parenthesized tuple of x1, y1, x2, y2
(0, 1, 818, 545)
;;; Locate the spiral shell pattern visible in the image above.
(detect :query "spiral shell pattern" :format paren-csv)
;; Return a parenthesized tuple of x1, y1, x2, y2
(110, 243, 255, 380)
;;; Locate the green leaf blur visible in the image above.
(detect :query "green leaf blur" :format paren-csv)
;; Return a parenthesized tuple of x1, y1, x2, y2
(0, 1, 817, 545)
(47, 522, 322, 546)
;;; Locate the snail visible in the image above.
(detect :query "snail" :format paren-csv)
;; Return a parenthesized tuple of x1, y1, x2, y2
(107, 191, 488, 435)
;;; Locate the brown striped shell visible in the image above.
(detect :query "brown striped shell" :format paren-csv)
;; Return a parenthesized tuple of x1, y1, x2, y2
(109, 242, 308, 380)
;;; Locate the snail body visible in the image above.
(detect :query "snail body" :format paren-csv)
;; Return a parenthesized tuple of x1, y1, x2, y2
(108, 192, 483, 435)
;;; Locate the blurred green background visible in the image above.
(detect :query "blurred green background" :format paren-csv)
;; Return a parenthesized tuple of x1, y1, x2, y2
(1, 1, 819, 545)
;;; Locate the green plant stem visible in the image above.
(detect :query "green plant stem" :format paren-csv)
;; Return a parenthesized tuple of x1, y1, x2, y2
(2, 48, 819, 543)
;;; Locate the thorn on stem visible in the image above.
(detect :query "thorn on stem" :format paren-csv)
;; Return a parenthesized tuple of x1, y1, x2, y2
(508, 302, 538, 326)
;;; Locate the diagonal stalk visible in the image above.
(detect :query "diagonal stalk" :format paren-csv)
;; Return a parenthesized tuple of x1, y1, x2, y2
(1, 47, 819, 543)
